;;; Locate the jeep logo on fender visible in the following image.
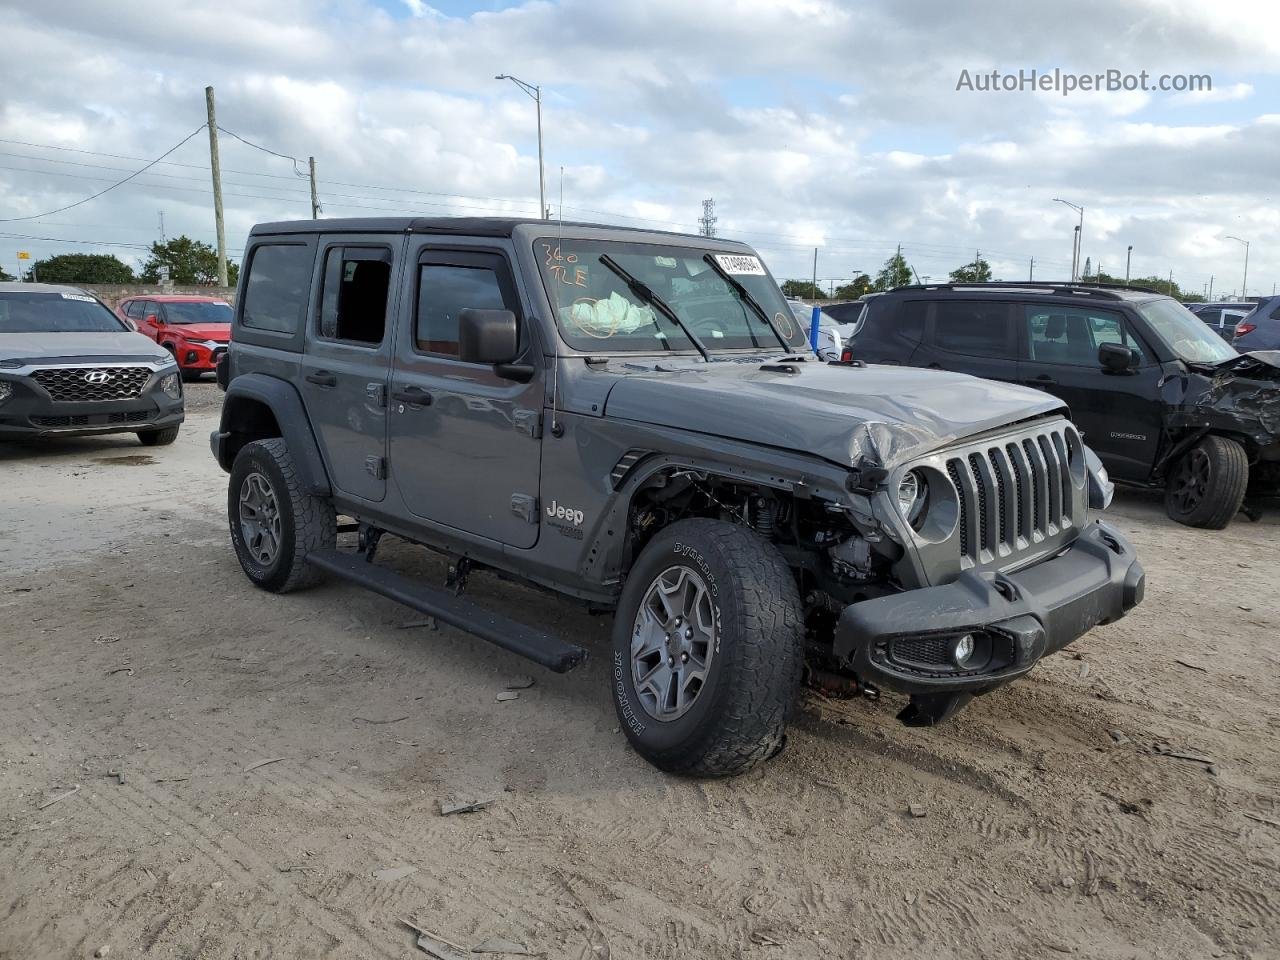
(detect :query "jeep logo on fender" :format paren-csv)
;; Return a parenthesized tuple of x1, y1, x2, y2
(545, 499, 584, 526)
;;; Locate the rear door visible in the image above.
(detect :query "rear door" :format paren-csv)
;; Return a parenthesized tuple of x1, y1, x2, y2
(386, 242, 543, 549)
(918, 299, 1019, 382)
(300, 237, 399, 503)
(1016, 303, 1162, 479)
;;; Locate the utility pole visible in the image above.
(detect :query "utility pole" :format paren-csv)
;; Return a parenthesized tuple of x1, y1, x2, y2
(1029, 257, 1034, 281)
(309, 156, 320, 219)
(158, 210, 166, 243)
(205, 86, 228, 287)
(698, 198, 717, 238)
(1125, 245, 1132, 284)
(811, 247, 818, 299)
(1168, 269, 1174, 296)
(1208, 275, 1214, 301)
(1053, 198, 1084, 281)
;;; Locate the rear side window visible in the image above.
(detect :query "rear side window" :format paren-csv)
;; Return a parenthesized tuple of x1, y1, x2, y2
(931, 301, 1013, 358)
(1022, 305, 1144, 365)
(242, 244, 312, 334)
(898, 301, 926, 341)
(125, 300, 144, 319)
(317, 247, 392, 345)
(415, 258, 516, 358)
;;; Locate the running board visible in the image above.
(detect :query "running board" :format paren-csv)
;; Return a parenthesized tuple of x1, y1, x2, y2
(306, 549, 588, 673)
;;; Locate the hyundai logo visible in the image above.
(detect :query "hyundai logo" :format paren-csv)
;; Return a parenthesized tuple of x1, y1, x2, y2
(84, 370, 111, 384)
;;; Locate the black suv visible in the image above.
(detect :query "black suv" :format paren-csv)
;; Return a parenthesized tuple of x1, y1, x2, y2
(848, 282, 1280, 529)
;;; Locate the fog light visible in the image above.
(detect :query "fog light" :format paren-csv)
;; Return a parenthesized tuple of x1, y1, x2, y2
(160, 373, 182, 400)
(952, 633, 976, 667)
(0, 381, 12, 404)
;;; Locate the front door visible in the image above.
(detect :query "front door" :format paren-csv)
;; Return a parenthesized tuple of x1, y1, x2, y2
(300, 239, 398, 503)
(1016, 303, 1163, 480)
(387, 244, 543, 549)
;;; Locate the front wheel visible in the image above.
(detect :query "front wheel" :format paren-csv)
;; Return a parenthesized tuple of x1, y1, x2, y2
(137, 425, 180, 446)
(611, 519, 804, 777)
(1164, 435, 1248, 529)
(228, 438, 335, 592)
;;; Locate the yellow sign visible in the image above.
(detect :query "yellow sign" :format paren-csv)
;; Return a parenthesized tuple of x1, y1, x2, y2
(16, 251, 30, 260)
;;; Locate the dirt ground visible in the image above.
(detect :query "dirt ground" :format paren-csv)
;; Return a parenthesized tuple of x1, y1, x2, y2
(2, 381, 1278, 960)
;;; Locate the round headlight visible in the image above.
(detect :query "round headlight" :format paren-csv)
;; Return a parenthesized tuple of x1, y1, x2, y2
(0, 381, 12, 404)
(897, 470, 929, 529)
(952, 633, 976, 667)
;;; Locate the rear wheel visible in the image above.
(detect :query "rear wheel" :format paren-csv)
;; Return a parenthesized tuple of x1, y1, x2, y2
(228, 438, 335, 592)
(1164, 435, 1248, 529)
(611, 518, 804, 777)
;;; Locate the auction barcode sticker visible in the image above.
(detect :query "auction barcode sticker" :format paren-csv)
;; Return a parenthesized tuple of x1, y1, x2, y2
(713, 254, 766, 276)
(60, 293, 97, 303)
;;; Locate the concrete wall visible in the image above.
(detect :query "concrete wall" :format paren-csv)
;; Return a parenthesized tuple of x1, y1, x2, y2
(79, 284, 237, 309)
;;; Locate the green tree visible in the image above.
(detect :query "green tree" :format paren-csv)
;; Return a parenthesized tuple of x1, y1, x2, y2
(1091, 269, 1201, 300)
(948, 257, 993, 283)
(781, 279, 825, 299)
(834, 273, 873, 300)
(29, 253, 135, 284)
(873, 250, 912, 291)
(0, 264, 13, 281)
(140, 236, 239, 285)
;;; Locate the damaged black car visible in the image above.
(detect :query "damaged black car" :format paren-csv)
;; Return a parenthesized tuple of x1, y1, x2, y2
(846, 282, 1280, 529)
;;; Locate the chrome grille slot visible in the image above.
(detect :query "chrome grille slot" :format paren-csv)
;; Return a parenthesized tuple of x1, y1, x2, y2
(32, 366, 151, 402)
(940, 423, 1078, 569)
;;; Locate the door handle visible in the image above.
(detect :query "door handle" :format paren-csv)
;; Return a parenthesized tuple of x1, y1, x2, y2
(305, 371, 337, 387)
(1032, 374, 1057, 385)
(391, 386, 433, 406)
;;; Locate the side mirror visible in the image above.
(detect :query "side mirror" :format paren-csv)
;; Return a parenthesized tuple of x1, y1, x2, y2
(458, 308, 519, 365)
(1099, 342, 1137, 373)
(123, 318, 138, 332)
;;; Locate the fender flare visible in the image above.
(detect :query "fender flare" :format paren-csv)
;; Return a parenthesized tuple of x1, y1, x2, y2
(214, 373, 331, 496)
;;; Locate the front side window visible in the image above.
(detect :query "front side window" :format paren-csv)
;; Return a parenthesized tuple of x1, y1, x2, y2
(0, 292, 126, 333)
(931, 301, 1013, 358)
(415, 262, 511, 357)
(1023, 305, 1144, 366)
(1135, 297, 1236, 364)
(534, 238, 806, 353)
(318, 247, 391, 345)
(241, 244, 312, 334)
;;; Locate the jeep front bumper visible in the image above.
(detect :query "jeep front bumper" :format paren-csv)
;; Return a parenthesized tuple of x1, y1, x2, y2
(834, 520, 1144, 697)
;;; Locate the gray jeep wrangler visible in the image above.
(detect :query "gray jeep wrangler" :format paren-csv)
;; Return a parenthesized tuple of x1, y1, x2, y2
(212, 217, 1145, 776)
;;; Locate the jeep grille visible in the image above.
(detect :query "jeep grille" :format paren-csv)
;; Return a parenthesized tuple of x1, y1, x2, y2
(945, 422, 1081, 571)
(32, 366, 152, 402)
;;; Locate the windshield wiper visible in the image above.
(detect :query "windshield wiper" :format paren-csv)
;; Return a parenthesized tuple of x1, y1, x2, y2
(597, 254, 711, 362)
(701, 254, 790, 352)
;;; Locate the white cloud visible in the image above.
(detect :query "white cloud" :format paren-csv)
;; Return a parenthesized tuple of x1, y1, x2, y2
(1169, 82, 1254, 106)
(0, 0, 1278, 293)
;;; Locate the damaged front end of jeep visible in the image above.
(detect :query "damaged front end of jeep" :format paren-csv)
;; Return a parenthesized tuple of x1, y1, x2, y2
(617, 413, 1145, 728)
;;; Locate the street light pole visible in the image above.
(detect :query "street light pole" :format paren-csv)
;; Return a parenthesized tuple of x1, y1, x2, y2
(1125, 245, 1132, 284)
(1225, 235, 1249, 299)
(1052, 198, 1084, 281)
(496, 74, 547, 219)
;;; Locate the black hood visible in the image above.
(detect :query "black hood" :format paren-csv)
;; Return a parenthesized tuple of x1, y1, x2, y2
(603, 359, 1066, 469)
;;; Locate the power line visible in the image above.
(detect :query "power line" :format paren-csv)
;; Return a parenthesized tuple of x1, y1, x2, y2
(0, 125, 208, 223)
(215, 124, 310, 179)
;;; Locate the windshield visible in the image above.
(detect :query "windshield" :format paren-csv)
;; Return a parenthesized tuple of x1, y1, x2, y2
(1137, 297, 1237, 364)
(535, 239, 807, 353)
(0, 292, 126, 334)
(163, 301, 232, 324)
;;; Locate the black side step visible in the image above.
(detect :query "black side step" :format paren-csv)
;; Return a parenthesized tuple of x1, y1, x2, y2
(306, 549, 588, 673)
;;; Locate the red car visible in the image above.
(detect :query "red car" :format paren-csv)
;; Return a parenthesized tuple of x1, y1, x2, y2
(117, 295, 232, 380)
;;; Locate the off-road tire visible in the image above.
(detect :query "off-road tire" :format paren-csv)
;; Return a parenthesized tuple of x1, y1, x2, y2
(228, 438, 335, 593)
(1164, 435, 1248, 529)
(611, 518, 804, 777)
(137, 425, 180, 446)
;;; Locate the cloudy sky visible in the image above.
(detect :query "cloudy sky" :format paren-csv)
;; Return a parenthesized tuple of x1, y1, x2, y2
(0, 0, 1277, 297)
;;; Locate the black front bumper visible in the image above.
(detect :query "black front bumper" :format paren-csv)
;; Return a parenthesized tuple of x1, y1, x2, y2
(0, 382, 184, 439)
(834, 521, 1144, 696)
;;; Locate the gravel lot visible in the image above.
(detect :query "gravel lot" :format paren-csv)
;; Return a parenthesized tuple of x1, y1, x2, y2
(2, 381, 1278, 960)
